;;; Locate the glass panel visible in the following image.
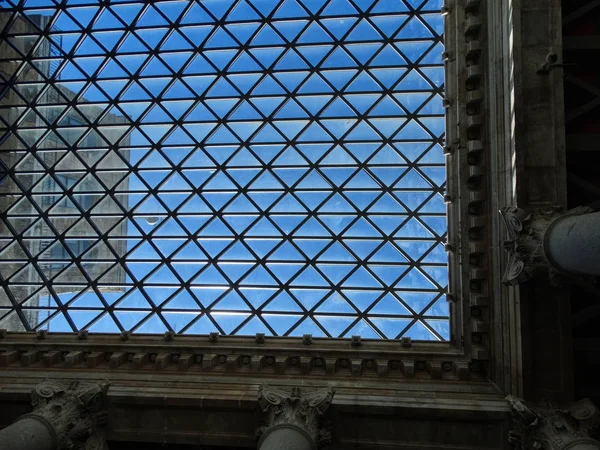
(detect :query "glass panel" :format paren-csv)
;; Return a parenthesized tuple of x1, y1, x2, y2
(0, 0, 448, 340)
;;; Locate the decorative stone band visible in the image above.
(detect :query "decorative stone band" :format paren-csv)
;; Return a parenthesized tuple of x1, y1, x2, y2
(0, 332, 480, 381)
(506, 395, 600, 450)
(499, 206, 597, 285)
(443, 0, 492, 368)
(258, 385, 335, 450)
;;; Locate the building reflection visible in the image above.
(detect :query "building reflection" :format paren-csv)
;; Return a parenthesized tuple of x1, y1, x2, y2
(0, 13, 130, 331)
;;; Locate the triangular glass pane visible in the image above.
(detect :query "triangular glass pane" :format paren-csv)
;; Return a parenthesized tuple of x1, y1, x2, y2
(181, 3, 216, 25)
(404, 320, 436, 340)
(201, 0, 236, 20)
(315, 292, 355, 313)
(185, 314, 219, 334)
(236, 316, 273, 335)
(342, 319, 382, 338)
(212, 290, 251, 311)
(210, 312, 249, 334)
(273, 0, 309, 18)
(227, 0, 261, 22)
(248, 0, 280, 16)
(297, 22, 332, 44)
(372, 0, 409, 13)
(263, 292, 302, 312)
(289, 316, 326, 337)
(314, 315, 356, 337)
(369, 317, 410, 338)
(263, 313, 302, 335)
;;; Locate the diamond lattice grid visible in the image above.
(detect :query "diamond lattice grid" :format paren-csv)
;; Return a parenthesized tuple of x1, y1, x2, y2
(0, 0, 449, 340)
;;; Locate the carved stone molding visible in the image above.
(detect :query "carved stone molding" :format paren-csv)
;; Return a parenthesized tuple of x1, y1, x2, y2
(506, 396, 600, 450)
(0, 332, 480, 381)
(258, 385, 335, 449)
(24, 379, 110, 450)
(441, 0, 493, 369)
(499, 206, 594, 285)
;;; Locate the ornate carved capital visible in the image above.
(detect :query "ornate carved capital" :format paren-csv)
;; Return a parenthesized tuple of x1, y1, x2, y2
(25, 379, 110, 450)
(506, 395, 600, 450)
(499, 206, 593, 285)
(258, 385, 335, 448)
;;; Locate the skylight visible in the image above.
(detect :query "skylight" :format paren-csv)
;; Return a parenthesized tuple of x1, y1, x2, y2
(0, 0, 448, 340)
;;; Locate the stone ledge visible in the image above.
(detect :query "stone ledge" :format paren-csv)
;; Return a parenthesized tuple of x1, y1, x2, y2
(0, 332, 485, 381)
(0, 374, 509, 449)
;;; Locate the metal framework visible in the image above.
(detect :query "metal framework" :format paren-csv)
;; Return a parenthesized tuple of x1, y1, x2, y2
(0, 0, 448, 340)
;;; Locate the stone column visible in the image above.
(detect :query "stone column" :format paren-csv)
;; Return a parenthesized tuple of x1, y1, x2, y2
(545, 210, 600, 276)
(506, 396, 600, 450)
(257, 385, 335, 450)
(0, 379, 110, 450)
(499, 206, 600, 285)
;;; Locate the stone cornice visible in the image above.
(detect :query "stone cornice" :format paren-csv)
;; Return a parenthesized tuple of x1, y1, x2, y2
(443, 0, 499, 380)
(460, 0, 492, 369)
(0, 332, 478, 381)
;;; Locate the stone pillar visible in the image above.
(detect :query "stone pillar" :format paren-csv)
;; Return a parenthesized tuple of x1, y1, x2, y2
(0, 416, 56, 450)
(0, 379, 110, 450)
(545, 211, 600, 276)
(506, 396, 600, 450)
(499, 206, 599, 285)
(257, 385, 335, 450)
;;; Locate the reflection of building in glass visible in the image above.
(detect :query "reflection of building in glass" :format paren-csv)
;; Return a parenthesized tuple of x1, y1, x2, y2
(0, 14, 130, 331)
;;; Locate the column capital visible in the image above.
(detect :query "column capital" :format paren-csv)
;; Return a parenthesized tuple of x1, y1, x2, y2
(257, 385, 335, 449)
(506, 395, 600, 450)
(499, 206, 594, 285)
(24, 379, 110, 450)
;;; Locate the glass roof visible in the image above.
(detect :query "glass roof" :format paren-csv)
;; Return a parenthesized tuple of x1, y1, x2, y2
(0, 0, 449, 340)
